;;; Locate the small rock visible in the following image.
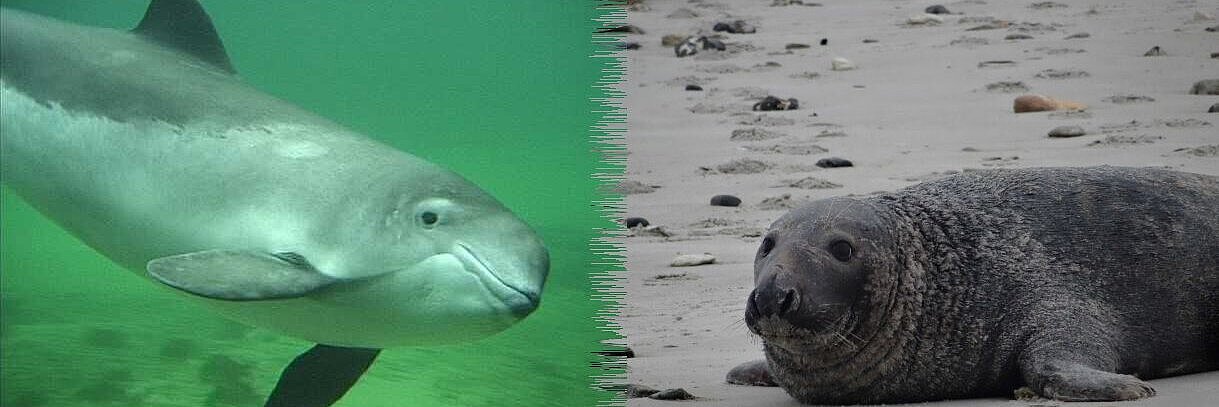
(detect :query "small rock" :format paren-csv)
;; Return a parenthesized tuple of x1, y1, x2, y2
(978, 60, 1017, 68)
(820, 38, 828, 46)
(624, 217, 650, 228)
(831, 57, 857, 71)
(907, 13, 944, 25)
(1005, 33, 1034, 40)
(815, 157, 853, 168)
(1211, 52, 1219, 59)
(685, 84, 703, 91)
(1030, 1, 1067, 9)
(1190, 79, 1219, 95)
(626, 384, 660, 398)
(650, 388, 696, 400)
(634, 225, 672, 238)
(1047, 125, 1086, 138)
(752, 96, 799, 111)
(1143, 46, 1166, 57)
(1064, 32, 1090, 39)
(661, 34, 685, 47)
(670, 253, 715, 267)
(714, 20, 757, 34)
(726, 360, 778, 386)
(1210, 103, 1219, 113)
(675, 37, 699, 57)
(786, 43, 810, 49)
(710, 194, 742, 207)
(1014, 94, 1087, 113)
(862, 38, 878, 43)
(1207, 25, 1219, 32)
(925, 5, 950, 15)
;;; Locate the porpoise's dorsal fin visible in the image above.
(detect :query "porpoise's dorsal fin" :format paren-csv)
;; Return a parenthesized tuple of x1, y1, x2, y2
(132, 0, 236, 74)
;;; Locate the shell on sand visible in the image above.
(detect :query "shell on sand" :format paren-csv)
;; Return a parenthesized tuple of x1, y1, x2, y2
(1013, 94, 1087, 113)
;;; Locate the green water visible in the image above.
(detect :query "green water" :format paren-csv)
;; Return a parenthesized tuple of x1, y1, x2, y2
(0, 1, 625, 406)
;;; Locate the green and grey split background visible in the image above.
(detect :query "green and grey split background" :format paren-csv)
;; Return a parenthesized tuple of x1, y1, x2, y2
(0, 1, 624, 406)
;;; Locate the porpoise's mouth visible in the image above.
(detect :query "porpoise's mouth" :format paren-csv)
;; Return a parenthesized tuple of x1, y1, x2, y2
(453, 242, 538, 316)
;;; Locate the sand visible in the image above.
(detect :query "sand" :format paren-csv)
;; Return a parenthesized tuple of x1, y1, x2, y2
(618, 0, 1219, 405)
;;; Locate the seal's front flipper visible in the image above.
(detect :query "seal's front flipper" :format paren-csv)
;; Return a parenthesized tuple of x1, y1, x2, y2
(726, 359, 778, 387)
(265, 345, 381, 407)
(147, 250, 338, 301)
(1021, 360, 1155, 401)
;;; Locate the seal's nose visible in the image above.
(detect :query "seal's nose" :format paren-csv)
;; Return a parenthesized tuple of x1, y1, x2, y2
(748, 271, 802, 321)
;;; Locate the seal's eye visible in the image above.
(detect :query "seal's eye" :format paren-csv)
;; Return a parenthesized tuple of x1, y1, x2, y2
(759, 237, 775, 257)
(419, 211, 439, 228)
(829, 240, 853, 262)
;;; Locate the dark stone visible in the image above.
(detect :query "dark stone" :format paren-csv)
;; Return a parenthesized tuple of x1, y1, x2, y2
(1143, 46, 1166, 56)
(753, 96, 799, 111)
(1190, 79, 1219, 95)
(597, 25, 645, 34)
(624, 217, 650, 228)
(710, 195, 742, 207)
(816, 157, 853, 168)
(1064, 32, 1090, 39)
(925, 5, 950, 14)
(650, 388, 696, 400)
(727, 359, 779, 386)
(1005, 34, 1034, 40)
(1047, 125, 1086, 138)
(786, 43, 810, 49)
(1209, 103, 1219, 113)
(862, 38, 878, 43)
(713, 22, 732, 32)
(820, 38, 828, 46)
(685, 84, 703, 91)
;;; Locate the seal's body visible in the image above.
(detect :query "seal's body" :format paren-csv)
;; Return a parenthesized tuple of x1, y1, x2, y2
(740, 166, 1219, 403)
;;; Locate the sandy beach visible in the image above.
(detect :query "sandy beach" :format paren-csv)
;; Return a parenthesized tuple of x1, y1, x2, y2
(618, 0, 1218, 406)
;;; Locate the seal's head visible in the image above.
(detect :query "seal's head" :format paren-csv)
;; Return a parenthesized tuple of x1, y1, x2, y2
(745, 197, 895, 352)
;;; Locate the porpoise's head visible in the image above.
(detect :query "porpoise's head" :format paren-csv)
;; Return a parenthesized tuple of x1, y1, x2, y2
(148, 154, 549, 348)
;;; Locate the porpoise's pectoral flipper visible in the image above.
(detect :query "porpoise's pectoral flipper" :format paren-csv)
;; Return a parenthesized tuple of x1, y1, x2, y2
(265, 345, 382, 407)
(147, 250, 339, 301)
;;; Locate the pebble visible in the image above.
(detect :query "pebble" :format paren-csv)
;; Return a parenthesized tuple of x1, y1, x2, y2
(831, 57, 857, 71)
(650, 388, 696, 400)
(626, 384, 659, 398)
(714, 20, 757, 34)
(924, 5, 950, 14)
(1005, 33, 1034, 40)
(815, 157, 853, 168)
(1064, 32, 1090, 39)
(752, 96, 799, 111)
(820, 38, 828, 46)
(710, 194, 742, 207)
(1190, 79, 1219, 95)
(624, 217, 650, 228)
(786, 43, 810, 49)
(670, 253, 716, 267)
(685, 84, 703, 91)
(862, 38, 878, 43)
(1210, 103, 1219, 113)
(1047, 125, 1086, 138)
(1143, 46, 1166, 57)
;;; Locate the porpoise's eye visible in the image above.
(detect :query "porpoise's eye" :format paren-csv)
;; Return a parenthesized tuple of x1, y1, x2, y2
(419, 211, 439, 228)
(829, 240, 853, 262)
(759, 237, 775, 257)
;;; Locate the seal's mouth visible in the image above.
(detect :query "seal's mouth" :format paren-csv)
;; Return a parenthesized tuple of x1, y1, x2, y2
(453, 242, 538, 316)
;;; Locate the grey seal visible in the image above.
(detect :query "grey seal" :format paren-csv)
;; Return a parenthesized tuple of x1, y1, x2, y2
(732, 166, 1218, 403)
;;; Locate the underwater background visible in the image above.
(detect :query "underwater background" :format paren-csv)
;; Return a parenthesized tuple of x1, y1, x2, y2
(0, 1, 625, 406)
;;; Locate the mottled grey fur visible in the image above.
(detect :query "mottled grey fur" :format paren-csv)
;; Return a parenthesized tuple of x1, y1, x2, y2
(739, 166, 1219, 403)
